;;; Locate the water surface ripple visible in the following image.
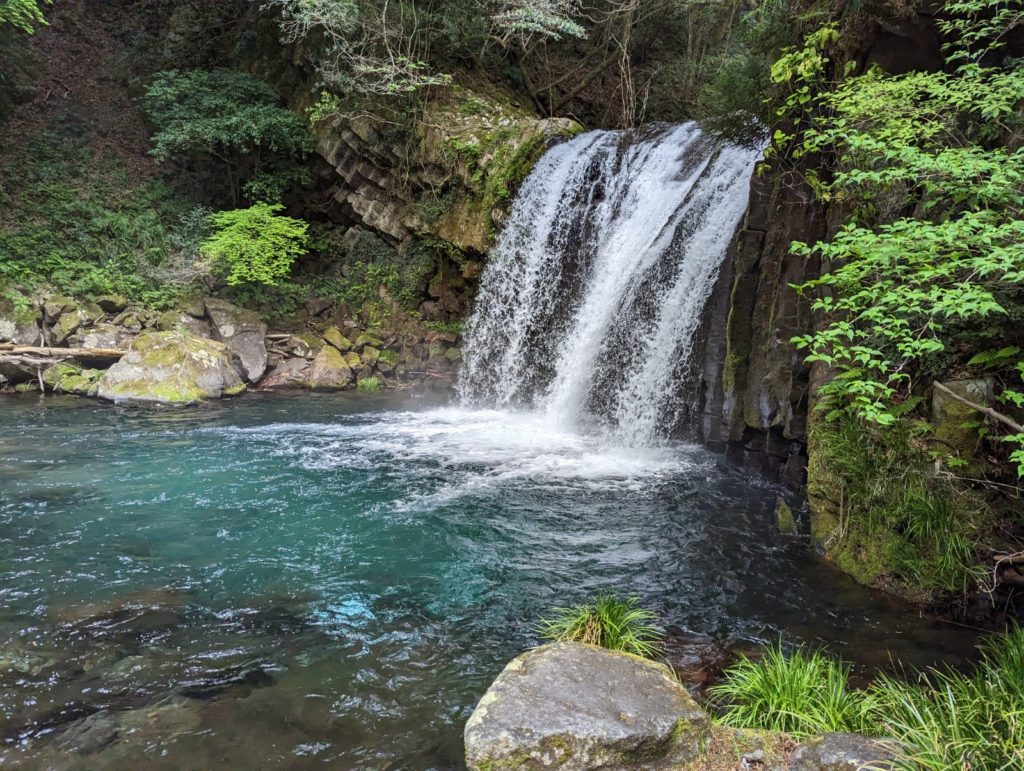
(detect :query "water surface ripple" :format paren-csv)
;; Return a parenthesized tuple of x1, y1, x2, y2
(0, 394, 974, 768)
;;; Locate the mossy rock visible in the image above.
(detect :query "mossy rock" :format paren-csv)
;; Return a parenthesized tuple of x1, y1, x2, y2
(96, 331, 245, 406)
(0, 294, 42, 345)
(464, 642, 709, 770)
(322, 326, 353, 352)
(42, 363, 102, 396)
(354, 332, 385, 350)
(361, 346, 381, 366)
(306, 345, 354, 391)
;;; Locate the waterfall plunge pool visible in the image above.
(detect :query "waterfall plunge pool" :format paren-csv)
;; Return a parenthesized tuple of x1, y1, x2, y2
(0, 393, 977, 768)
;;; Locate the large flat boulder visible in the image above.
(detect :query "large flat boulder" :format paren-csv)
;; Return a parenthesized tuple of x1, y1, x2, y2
(464, 642, 709, 770)
(96, 331, 245, 406)
(204, 298, 267, 382)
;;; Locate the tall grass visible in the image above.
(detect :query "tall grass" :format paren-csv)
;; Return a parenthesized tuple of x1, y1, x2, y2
(537, 594, 662, 658)
(710, 627, 1024, 770)
(710, 644, 865, 737)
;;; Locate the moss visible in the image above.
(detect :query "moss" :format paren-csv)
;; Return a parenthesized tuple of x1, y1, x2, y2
(807, 411, 990, 600)
(222, 383, 247, 397)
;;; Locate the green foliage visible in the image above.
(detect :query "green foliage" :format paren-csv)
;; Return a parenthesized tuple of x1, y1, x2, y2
(200, 204, 309, 286)
(537, 594, 662, 658)
(0, 0, 47, 33)
(772, 3, 1024, 474)
(810, 413, 989, 597)
(357, 376, 381, 392)
(491, 0, 586, 44)
(712, 627, 1024, 771)
(0, 131, 190, 308)
(144, 69, 311, 204)
(711, 644, 864, 738)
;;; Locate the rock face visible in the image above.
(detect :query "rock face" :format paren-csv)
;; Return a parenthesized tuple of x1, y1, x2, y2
(204, 298, 267, 382)
(464, 642, 709, 770)
(791, 733, 897, 771)
(96, 331, 245, 406)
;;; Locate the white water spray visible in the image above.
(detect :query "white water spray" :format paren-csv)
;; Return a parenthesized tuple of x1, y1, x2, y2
(458, 123, 760, 445)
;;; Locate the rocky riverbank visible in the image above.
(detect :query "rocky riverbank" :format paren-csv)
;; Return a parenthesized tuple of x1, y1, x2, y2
(0, 290, 463, 404)
(465, 642, 898, 771)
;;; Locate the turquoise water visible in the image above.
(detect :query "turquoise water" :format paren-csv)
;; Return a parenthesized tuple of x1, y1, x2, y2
(0, 394, 975, 768)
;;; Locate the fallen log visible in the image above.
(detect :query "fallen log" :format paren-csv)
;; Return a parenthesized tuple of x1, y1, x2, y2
(0, 343, 125, 361)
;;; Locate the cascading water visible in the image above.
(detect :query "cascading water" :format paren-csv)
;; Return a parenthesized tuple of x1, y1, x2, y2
(458, 123, 761, 445)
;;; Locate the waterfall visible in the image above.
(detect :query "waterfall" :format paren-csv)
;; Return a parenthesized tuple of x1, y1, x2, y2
(458, 123, 761, 446)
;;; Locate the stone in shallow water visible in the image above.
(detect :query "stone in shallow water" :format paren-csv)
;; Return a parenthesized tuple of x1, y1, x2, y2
(464, 642, 709, 770)
(791, 732, 898, 771)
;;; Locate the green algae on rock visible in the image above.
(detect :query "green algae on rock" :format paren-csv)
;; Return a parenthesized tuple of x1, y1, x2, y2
(96, 331, 245, 406)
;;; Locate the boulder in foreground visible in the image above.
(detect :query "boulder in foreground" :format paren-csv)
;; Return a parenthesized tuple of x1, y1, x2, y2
(464, 642, 709, 770)
(96, 331, 245, 406)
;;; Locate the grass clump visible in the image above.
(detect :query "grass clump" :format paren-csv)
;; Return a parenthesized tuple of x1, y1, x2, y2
(537, 594, 662, 659)
(808, 412, 989, 599)
(357, 376, 381, 393)
(710, 644, 863, 738)
(710, 627, 1024, 770)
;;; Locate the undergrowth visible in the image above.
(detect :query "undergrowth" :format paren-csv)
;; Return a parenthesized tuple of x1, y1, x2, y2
(711, 628, 1024, 770)
(808, 411, 990, 599)
(0, 129, 191, 307)
(537, 594, 662, 659)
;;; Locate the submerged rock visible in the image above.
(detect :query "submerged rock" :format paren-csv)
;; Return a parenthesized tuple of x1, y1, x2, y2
(464, 642, 709, 770)
(791, 733, 898, 770)
(204, 298, 268, 382)
(96, 331, 245, 405)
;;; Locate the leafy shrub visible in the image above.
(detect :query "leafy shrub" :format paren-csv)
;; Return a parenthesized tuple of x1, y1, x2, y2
(0, 0, 48, 33)
(200, 203, 309, 286)
(144, 69, 311, 205)
(537, 594, 662, 658)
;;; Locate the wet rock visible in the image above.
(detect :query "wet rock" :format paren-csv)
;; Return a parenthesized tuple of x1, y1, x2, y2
(52, 711, 121, 755)
(791, 733, 898, 770)
(306, 345, 354, 390)
(323, 326, 353, 351)
(204, 298, 268, 382)
(445, 346, 462, 363)
(261, 357, 310, 389)
(464, 642, 709, 770)
(96, 331, 246, 406)
(342, 351, 362, 370)
(0, 295, 42, 345)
